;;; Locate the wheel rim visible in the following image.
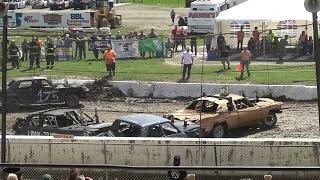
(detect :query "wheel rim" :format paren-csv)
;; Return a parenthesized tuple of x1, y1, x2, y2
(213, 125, 224, 138)
(264, 114, 276, 126)
(66, 95, 78, 107)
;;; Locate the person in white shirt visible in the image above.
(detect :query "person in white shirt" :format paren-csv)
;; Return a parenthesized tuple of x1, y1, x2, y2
(181, 47, 193, 80)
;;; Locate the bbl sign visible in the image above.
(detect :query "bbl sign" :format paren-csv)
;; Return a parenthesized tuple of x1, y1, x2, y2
(71, 14, 84, 19)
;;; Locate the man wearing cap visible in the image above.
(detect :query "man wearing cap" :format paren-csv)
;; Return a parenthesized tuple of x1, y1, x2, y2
(181, 47, 193, 80)
(8, 40, 20, 69)
(103, 45, 117, 77)
(28, 37, 41, 69)
(168, 155, 187, 180)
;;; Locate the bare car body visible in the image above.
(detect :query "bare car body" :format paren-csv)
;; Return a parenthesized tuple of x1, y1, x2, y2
(165, 94, 283, 138)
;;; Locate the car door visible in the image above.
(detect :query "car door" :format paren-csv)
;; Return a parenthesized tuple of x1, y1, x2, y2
(236, 99, 263, 127)
(15, 80, 33, 104)
(160, 122, 186, 137)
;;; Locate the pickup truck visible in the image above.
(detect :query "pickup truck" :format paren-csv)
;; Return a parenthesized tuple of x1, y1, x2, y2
(4, 76, 88, 111)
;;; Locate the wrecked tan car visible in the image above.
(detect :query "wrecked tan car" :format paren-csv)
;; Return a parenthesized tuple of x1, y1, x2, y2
(165, 94, 283, 138)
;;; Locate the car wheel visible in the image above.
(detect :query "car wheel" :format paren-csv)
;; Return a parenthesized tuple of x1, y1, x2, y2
(211, 124, 226, 138)
(263, 113, 277, 128)
(65, 94, 79, 108)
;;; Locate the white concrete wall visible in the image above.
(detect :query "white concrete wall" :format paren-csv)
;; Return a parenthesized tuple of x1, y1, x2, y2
(3, 136, 320, 167)
(110, 81, 317, 101)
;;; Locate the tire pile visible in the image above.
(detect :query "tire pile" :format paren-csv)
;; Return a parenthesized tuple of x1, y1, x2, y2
(86, 78, 125, 101)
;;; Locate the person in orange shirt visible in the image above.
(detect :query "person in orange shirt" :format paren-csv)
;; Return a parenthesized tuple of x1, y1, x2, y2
(239, 48, 252, 80)
(237, 26, 245, 51)
(103, 45, 117, 78)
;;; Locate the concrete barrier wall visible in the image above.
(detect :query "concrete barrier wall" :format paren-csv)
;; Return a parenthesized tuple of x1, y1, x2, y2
(3, 136, 320, 167)
(110, 81, 317, 101)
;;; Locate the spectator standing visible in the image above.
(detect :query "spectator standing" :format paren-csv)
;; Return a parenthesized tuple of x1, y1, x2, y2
(170, 9, 176, 25)
(168, 155, 187, 180)
(6, 173, 18, 180)
(266, 30, 274, 54)
(278, 35, 288, 61)
(204, 32, 214, 53)
(138, 31, 146, 39)
(74, 31, 80, 59)
(252, 27, 260, 43)
(28, 37, 41, 69)
(220, 45, 230, 70)
(181, 47, 193, 80)
(64, 34, 72, 60)
(190, 29, 197, 56)
(237, 26, 245, 51)
(217, 34, 226, 51)
(299, 31, 308, 55)
(239, 48, 252, 80)
(272, 37, 279, 57)
(247, 37, 255, 57)
(46, 37, 56, 69)
(126, 31, 134, 39)
(67, 168, 80, 180)
(115, 31, 122, 40)
(90, 34, 99, 60)
(165, 38, 174, 58)
(55, 36, 63, 61)
(8, 40, 20, 69)
(77, 34, 86, 60)
(148, 28, 158, 38)
(306, 36, 313, 55)
(42, 174, 53, 180)
(21, 39, 28, 61)
(252, 27, 260, 55)
(104, 45, 117, 77)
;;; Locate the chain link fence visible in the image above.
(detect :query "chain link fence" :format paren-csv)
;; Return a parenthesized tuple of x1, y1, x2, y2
(1, 164, 320, 180)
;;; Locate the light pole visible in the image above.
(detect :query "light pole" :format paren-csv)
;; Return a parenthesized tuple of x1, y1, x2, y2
(0, 0, 8, 163)
(304, 0, 320, 131)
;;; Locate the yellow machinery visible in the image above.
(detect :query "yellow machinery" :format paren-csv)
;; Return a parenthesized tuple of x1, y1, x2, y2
(94, 0, 122, 29)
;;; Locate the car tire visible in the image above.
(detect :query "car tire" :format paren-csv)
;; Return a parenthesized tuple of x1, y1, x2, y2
(65, 94, 79, 108)
(211, 124, 226, 138)
(263, 113, 277, 128)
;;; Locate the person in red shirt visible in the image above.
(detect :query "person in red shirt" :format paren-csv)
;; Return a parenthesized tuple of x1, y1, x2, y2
(103, 45, 117, 78)
(237, 26, 245, 51)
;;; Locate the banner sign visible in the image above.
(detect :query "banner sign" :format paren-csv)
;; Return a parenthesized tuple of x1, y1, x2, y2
(15, 12, 92, 27)
(94, 39, 112, 52)
(111, 39, 140, 59)
(139, 38, 164, 58)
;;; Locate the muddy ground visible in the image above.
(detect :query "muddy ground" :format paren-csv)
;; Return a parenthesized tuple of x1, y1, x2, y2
(6, 98, 319, 138)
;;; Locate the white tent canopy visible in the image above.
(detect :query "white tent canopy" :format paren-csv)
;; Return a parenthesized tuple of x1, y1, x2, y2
(217, 0, 317, 22)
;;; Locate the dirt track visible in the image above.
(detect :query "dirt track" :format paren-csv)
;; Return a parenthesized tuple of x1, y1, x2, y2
(6, 99, 319, 138)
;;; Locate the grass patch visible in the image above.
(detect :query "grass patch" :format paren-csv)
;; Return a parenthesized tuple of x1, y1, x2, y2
(128, 0, 184, 7)
(3, 58, 316, 85)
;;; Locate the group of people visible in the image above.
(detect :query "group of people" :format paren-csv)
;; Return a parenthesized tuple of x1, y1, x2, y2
(5, 168, 93, 180)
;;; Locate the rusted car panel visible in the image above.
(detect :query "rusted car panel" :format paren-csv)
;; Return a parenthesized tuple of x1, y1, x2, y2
(165, 94, 283, 138)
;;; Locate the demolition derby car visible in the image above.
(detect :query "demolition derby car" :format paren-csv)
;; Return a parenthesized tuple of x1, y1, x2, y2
(12, 108, 111, 136)
(165, 94, 283, 138)
(97, 114, 201, 138)
(4, 77, 88, 110)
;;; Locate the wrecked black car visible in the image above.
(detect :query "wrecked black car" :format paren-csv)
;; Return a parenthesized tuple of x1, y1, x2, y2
(4, 77, 88, 110)
(97, 114, 202, 138)
(12, 108, 111, 136)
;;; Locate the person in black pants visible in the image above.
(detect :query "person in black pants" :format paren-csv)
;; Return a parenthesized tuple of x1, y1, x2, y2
(46, 39, 56, 69)
(190, 29, 197, 56)
(28, 37, 41, 69)
(8, 40, 20, 69)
